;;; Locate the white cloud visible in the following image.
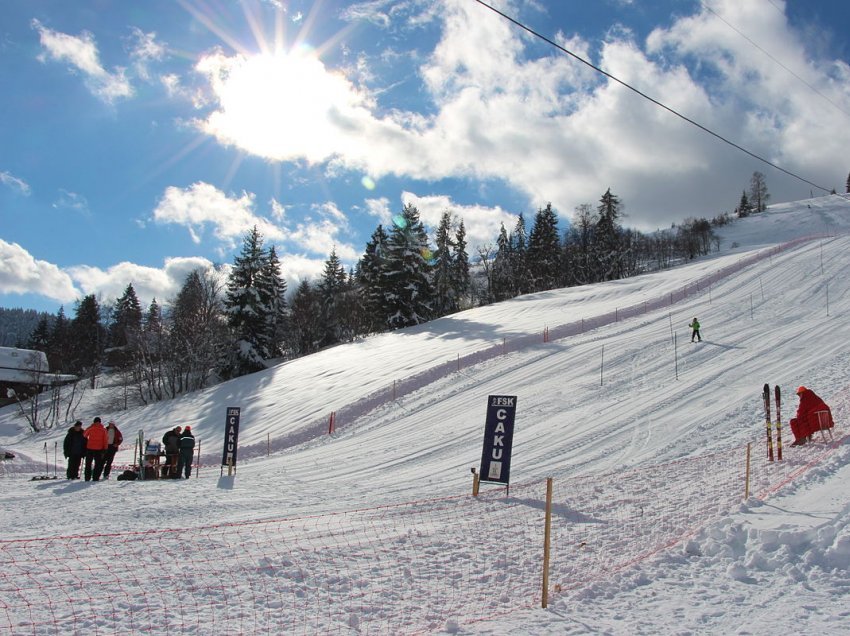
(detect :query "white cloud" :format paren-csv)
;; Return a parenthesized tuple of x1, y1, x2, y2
(0, 171, 31, 196)
(191, 0, 850, 230)
(67, 257, 218, 306)
(31, 19, 133, 103)
(152, 182, 285, 247)
(52, 189, 89, 214)
(0, 240, 80, 303)
(364, 197, 393, 226)
(128, 27, 166, 82)
(401, 191, 517, 251)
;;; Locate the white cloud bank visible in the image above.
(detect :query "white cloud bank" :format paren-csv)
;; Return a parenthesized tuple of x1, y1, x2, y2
(0, 240, 80, 303)
(193, 0, 850, 229)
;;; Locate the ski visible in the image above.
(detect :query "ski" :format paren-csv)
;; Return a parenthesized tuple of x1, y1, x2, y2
(763, 383, 774, 462)
(774, 385, 782, 461)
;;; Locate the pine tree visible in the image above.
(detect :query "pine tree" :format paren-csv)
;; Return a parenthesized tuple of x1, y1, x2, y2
(432, 211, 458, 317)
(26, 315, 51, 351)
(492, 223, 514, 301)
(70, 294, 105, 388)
(357, 225, 390, 334)
(288, 279, 322, 356)
(509, 213, 529, 296)
(317, 248, 347, 347)
(257, 246, 288, 358)
(109, 284, 143, 349)
(452, 220, 471, 309)
(527, 203, 562, 291)
(224, 226, 270, 377)
(737, 191, 752, 218)
(594, 189, 623, 282)
(48, 307, 70, 373)
(383, 203, 434, 329)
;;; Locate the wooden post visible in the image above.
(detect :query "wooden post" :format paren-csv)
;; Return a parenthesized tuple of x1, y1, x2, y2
(600, 345, 604, 386)
(472, 469, 480, 496)
(674, 333, 678, 381)
(542, 477, 553, 609)
(744, 443, 751, 500)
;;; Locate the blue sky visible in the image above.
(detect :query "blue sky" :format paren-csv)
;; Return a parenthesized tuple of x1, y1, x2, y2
(1, 0, 849, 314)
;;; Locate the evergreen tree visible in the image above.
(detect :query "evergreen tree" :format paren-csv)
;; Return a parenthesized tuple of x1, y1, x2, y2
(846, 171, 849, 194)
(492, 223, 514, 302)
(509, 213, 529, 296)
(452, 220, 471, 309)
(432, 211, 458, 317)
(737, 191, 752, 218)
(109, 284, 143, 349)
(223, 226, 270, 377)
(26, 315, 51, 351)
(70, 294, 105, 388)
(288, 279, 323, 356)
(48, 307, 71, 373)
(527, 203, 562, 291)
(317, 248, 347, 347)
(257, 246, 288, 358)
(357, 225, 390, 334)
(749, 171, 769, 212)
(594, 189, 624, 282)
(383, 203, 434, 329)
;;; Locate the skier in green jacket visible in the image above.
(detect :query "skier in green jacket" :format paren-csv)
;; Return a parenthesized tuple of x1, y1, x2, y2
(689, 317, 701, 342)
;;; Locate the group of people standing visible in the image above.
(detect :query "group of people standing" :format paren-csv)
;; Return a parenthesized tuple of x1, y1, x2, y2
(63, 418, 197, 481)
(161, 425, 196, 479)
(63, 417, 123, 481)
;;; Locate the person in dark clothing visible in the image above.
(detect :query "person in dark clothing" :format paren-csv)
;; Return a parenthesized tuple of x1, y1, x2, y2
(162, 426, 182, 478)
(176, 426, 195, 479)
(102, 421, 123, 479)
(63, 420, 86, 479)
(83, 416, 109, 481)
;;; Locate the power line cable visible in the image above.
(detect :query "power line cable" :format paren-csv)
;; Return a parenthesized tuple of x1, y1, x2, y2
(470, 0, 832, 194)
(700, 1, 850, 119)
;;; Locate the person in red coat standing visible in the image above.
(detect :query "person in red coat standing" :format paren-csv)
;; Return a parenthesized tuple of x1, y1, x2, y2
(789, 386, 834, 446)
(83, 416, 110, 481)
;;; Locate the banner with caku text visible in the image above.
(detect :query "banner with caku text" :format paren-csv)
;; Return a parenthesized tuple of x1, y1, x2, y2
(479, 395, 517, 484)
(221, 407, 241, 468)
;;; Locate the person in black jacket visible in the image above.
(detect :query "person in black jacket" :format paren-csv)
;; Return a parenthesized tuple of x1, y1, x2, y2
(63, 421, 86, 479)
(162, 426, 182, 478)
(176, 426, 196, 479)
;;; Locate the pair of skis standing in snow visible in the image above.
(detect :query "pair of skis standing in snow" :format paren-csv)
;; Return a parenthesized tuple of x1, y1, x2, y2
(762, 384, 835, 461)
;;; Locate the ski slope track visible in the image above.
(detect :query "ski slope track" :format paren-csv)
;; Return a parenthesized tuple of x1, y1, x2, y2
(2, 195, 850, 634)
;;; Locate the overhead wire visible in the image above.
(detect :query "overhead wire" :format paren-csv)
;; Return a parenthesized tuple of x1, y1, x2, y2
(700, 1, 850, 119)
(469, 0, 833, 194)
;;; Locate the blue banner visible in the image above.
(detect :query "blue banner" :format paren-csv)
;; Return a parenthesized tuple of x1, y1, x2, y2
(479, 395, 517, 484)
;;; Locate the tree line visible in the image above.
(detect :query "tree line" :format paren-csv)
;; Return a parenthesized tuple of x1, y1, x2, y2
(18, 178, 767, 407)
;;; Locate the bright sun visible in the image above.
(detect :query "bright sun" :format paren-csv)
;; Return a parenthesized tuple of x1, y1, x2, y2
(198, 49, 369, 163)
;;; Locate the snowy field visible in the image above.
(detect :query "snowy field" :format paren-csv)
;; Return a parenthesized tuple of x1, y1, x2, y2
(2, 195, 850, 634)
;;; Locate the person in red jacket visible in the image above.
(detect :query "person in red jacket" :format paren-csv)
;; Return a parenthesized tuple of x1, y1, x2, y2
(789, 386, 834, 446)
(102, 420, 123, 480)
(83, 416, 110, 481)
